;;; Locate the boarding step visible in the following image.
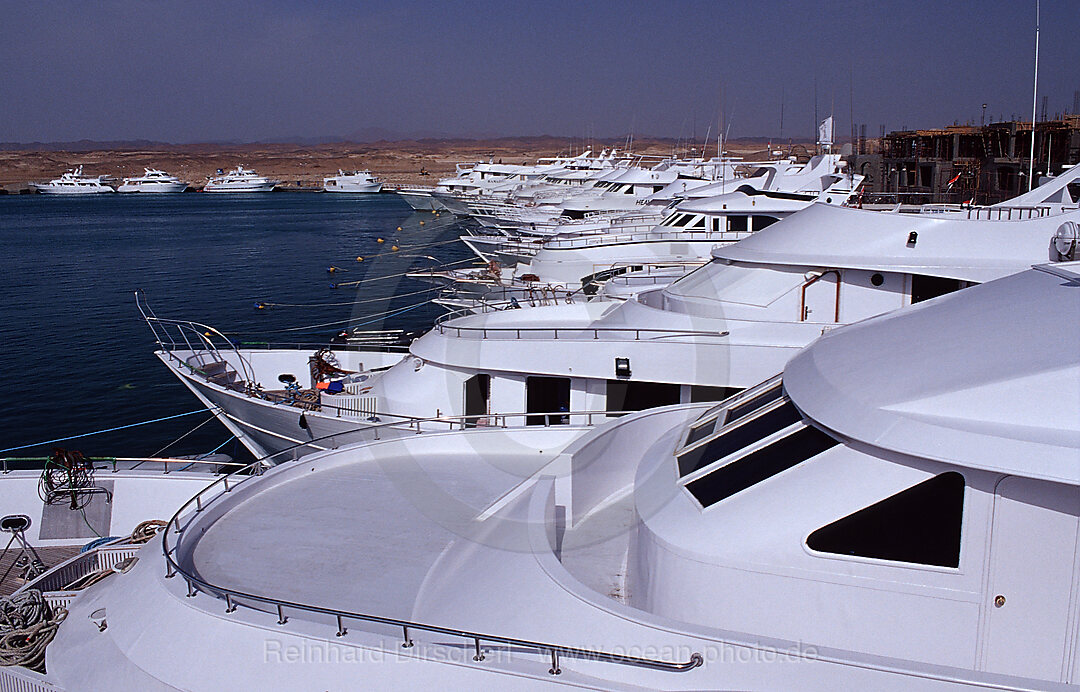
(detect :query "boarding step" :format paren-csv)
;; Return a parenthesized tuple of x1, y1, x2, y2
(187, 357, 239, 385)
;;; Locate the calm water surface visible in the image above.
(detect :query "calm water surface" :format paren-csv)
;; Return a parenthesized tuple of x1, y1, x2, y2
(0, 193, 468, 461)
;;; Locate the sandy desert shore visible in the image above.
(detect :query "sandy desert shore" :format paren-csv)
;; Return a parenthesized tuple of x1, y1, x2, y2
(0, 137, 795, 191)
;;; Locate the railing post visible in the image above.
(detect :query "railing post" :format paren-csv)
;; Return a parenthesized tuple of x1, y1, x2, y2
(277, 604, 287, 625)
(225, 594, 236, 613)
(549, 649, 561, 675)
(195, 495, 203, 512)
(163, 459, 169, 474)
(402, 626, 413, 648)
(224, 477, 230, 492)
(336, 615, 347, 637)
(473, 638, 484, 662)
(186, 578, 196, 598)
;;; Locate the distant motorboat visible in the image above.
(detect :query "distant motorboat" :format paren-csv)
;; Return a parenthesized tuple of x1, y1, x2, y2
(31, 166, 114, 195)
(202, 166, 277, 193)
(323, 169, 382, 193)
(116, 168, 187, 193)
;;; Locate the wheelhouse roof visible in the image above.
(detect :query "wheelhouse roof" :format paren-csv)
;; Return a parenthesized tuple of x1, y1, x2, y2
(783, 262, 1080, 485)
(712, 202, 1080, 283)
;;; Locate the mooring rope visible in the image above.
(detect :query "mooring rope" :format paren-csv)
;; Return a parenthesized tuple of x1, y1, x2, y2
(0, 410, 209, 454)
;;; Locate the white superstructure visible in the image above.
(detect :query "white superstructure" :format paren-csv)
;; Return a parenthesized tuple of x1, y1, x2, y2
(116, 168, 187, 193)
(32, 261, 1080, 690)
(142, 203, 1078, 462)
(323, 170, 382, 193)
(30, 166, 114, 195)
(203, 166, 278, 193)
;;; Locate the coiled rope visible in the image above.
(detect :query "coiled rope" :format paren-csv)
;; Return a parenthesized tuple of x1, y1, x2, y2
(0, 590, 65, 671)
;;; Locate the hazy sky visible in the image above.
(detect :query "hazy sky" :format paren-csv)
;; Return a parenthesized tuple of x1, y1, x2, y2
(1, 0, 1077, 143)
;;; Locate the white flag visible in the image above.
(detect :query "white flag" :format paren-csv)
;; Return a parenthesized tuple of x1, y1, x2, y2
(818, 116, 834, 146)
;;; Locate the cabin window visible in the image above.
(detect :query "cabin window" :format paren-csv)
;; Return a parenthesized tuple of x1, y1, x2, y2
(526, 376, 570, 425)
(678, 399, 802, 476)
(911, 275, 966, 303)
(806, 472, 965, 568)
(688, 215, 705, 229)
(686, 424, 839, 507)
(726, 379, 784, 423)
(689, 385, 741, 403)
(753, 216, 779, 231)
(606, 380, 681, 416)
(464, 374, 490, 427)
(728, 215, 749, 232)
(681, 377, 782, 450)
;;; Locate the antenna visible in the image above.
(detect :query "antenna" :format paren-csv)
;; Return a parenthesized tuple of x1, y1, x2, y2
(779, 86, 785, 143)
(1028, 0, 1039, 191)
(814, 78, 819, 154)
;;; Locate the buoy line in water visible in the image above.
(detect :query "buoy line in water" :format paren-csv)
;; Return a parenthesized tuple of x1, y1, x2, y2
(349, 237, 464, 263)
(330, 256, 476, 289)
(255, 285, 443, 309)
(231, 298, 436, 335)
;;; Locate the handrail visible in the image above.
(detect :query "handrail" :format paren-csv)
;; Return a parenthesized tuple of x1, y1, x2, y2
(433, 323, 731, 342)
(136, 291, 257, 385)
(0, 455, 235, 475)
(160, 449, 703, 676)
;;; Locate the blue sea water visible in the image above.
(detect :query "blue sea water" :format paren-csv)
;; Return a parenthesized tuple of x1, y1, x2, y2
(0, 193, 469, 462)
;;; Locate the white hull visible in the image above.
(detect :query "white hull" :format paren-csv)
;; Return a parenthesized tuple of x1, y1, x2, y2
(203, 181, 276, 193)
(396, 188, 444, 210)
(32, 184, 114, 195)
(116, 181, 187, 193)
(324, 181, 383, 193)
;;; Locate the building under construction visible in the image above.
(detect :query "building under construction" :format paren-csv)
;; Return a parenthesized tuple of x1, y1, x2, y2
(850, 115, 1080, 205)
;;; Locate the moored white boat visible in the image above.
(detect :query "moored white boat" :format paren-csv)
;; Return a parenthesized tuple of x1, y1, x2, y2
(323, 170, 382, 193)
(116, 168, 187, 193)
(28, 260, 1080, 690)
(203, 166, 278, 193)
(30, 166, 114, 195)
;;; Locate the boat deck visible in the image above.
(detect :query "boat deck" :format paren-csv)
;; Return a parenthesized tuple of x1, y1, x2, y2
(558, 494, 635, 604)
(186, 436, 573, 621)
(0, 545, 82, 596)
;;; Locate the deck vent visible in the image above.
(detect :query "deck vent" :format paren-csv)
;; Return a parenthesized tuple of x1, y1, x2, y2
(906, 231, 918, 247)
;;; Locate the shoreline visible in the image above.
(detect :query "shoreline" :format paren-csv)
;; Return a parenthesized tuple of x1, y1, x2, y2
(0, 137, 801, 191)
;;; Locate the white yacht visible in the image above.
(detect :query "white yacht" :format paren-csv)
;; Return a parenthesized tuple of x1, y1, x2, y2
(202, 166, 278, 193)
(323, 170, 383, 193)
(22, 261, 1079, 690)
(116, 168, 187, 193)
(139, 203, 1078, 462)
(30, 166, 114, 195)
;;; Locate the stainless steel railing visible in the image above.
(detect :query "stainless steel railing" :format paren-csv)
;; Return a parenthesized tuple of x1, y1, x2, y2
(433, 323, 730, 342)
(160, 432, 703, 677)
(136, 291, 257, 385)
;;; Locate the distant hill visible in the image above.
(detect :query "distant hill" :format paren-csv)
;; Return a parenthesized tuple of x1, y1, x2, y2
(0, 133, 814, 152)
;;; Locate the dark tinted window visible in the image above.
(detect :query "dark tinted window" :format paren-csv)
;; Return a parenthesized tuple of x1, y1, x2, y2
(679, 401, 802, 477)
(806, 472, 964, 567)
(729, 215, 749, 232)
(686, 424, 839, 507)
(911, 275, 964, 303)
(606, 380, 681, 416)
(526, 376, 570, 425)
(727, 382, 784, 423)
(753, 216, 779, 231)
(689, 385, 741, 403)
